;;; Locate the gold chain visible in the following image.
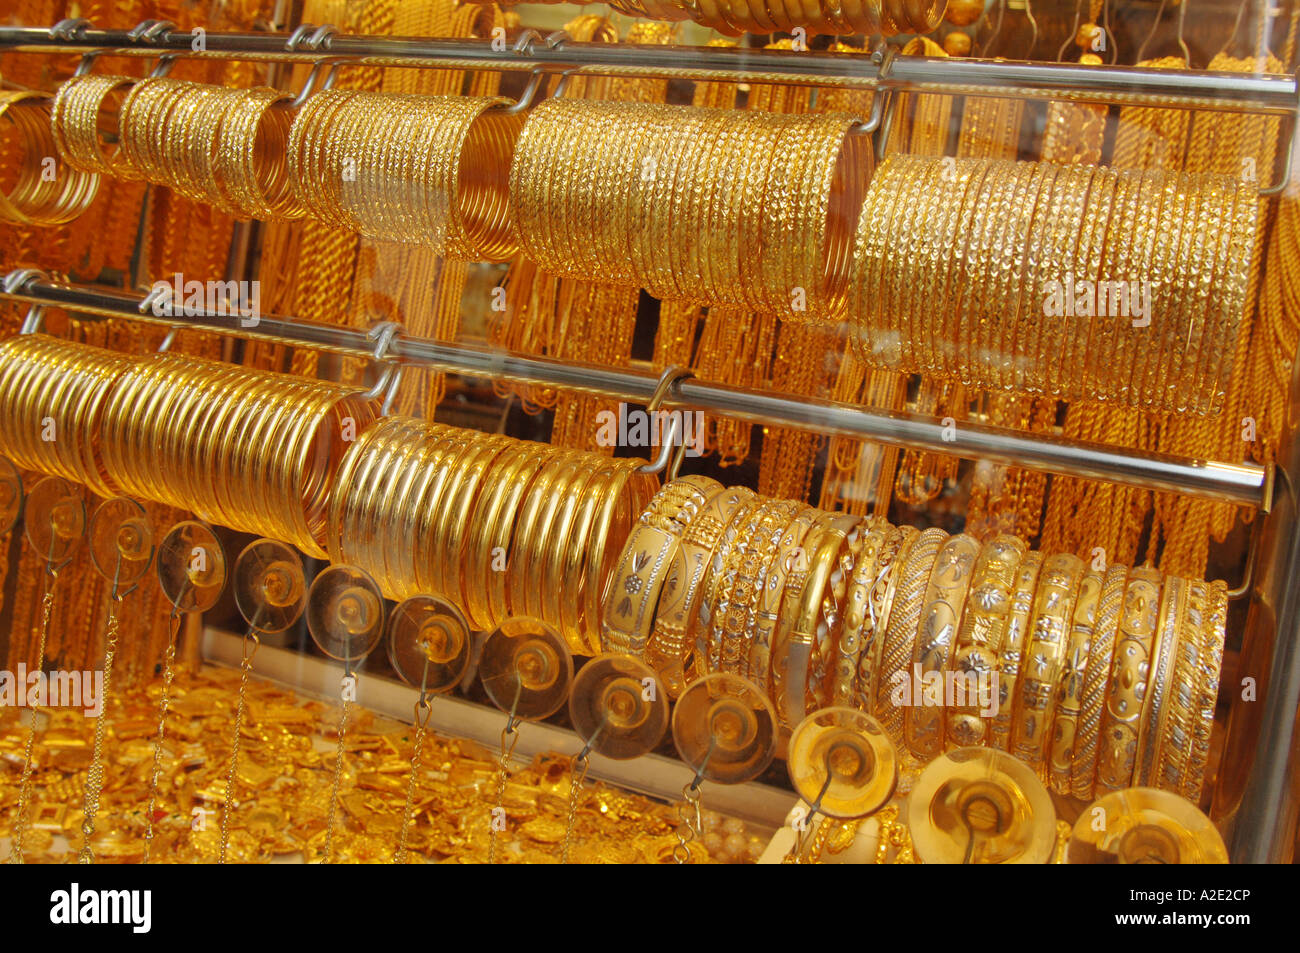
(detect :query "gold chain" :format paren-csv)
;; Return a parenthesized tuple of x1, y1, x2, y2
(487, 724, 520, 864)
(393, 697, 433, 864)
(218, 630, 258, 864)
(673, 781, 703, 864)
(142, 608, 183, 864)
(78, 598, 123, 864)
(321, 680, 352, 864)
(6, 576, 56, 864)
(559, 752, 590, 864)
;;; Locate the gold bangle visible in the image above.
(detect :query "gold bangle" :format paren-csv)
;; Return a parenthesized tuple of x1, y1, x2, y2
(1135, 573, 1184, 787)
(990, 550, 1044, 752)
(857, 524, 916, 718)
(646, 484, 751, 696)
(1096, 566, 1162, 792)
(905, 532, 981, 759)
(1011, 553, 1085, 774)
(874, 526, 947, 742)
(1047, 568, 1102, 794)
(829, 518, 891, 708)
(1071, 564, 1128, 800)
(1183, 580, 1225, 802)
(945, 534, 1026, 749)
(1155, 578, 1204, 794)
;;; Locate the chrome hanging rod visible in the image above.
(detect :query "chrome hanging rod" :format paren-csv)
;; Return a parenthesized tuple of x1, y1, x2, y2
(0, 271, 1270, 509)
(0, 22, 1296, 114)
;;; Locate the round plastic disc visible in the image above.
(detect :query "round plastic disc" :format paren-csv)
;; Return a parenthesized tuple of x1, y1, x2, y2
(0, 456, 22, 535)
(788, 706, 898, 819)
(1068, 787, 1228, 864)
(672, 673, 777, 785)
(233, 538, 306, 633)
(569, 654, 668, 760)
(156, 520, 227, 612)
(479, 617, 573, 721)
(387, 596, 472, 694)
(307, 564, 385, 662)
(23, 476, 85, 568)
(89, 497, 155, 590)
(907, 746, 1056, 864)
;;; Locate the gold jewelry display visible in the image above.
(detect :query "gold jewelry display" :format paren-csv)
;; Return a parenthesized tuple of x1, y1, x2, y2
(117, 77, 302, 220)
(510, 99, 868, 320)
(523, 0, 943, 35)
(844, 154, 1259, 414)
(288, 89, 521, 259)
(0, 90, 99, 225)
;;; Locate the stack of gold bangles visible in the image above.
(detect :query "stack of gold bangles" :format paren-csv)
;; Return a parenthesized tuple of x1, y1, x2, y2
(326, 415, 658, 654)
(96, 348, 376, 558)
(0, 90, 100, 225)
(841, 153, 1258, 414)
(55, 74, 305, 220)
(287, 89, 522, 259)
(509, 99, 869, 318)
(0, 334, 131, 496)
(605, 477, 1226, 803)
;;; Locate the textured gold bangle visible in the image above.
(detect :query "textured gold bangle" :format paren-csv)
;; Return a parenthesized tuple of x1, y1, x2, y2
(1047, 568, 1102, 794)
(1096, 566, 1162, 792)
(946, 534, 1026, 749)
(1135, 573, 1184, 787)
(858, 524, 918, 717)
(1071, 563, 1128, 800)
(1155, 578, 1205, 794)
(647, 484, 751, 696)
(1183, 580, 1226, 802)
(905, 533, 981, 760)
(1011, 553, 1084, 775)
(829, 518, 890, 708)
(874, 526, 947, 742)
(990, 550, 1044, 752)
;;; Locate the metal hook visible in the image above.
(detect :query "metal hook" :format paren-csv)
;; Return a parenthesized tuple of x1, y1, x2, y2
(513, 29, 543, 55)
(1056, 0, 1084, 62)
(362, 321, 404, 404)
(1259, 104, 1297, 196)
(636, 365, 696, 478)
(978, 0, 1007, 58)
(1135, 0, 1170, 64)
(2, 267, 47, 296)
(73, 51, 103, 77)
(1024, 0, 1039, 59)
(19, 304, 45, 335)
(128, 19, 177, 43)
(157, 327, 180, 352)
(503, 66, 552, 115)
(149, 53, 181, 79)
(49, 18, 93, 41)
(1228, 516, 1264, 600)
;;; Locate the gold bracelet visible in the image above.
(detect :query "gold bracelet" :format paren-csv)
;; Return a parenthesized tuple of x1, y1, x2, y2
(829, 518, 891, 708)
(945, 534, 1026, 748)
(646, 485, 752, 696)
(858, 524, 916, 718)
(1155, 578, 1204, 794)
(905, 533, 980, 759)
(1135, 573, 1184, 787)
(1047, 568, 1102, 794)
(874, 526, 947, 742)
(990, 550, 1044, 752)
(1011, 553, 1084, 775)
(1071, 564, 1128, 800)
(1096, 566, 1162, 791)
(1183, 580, 1225, 802)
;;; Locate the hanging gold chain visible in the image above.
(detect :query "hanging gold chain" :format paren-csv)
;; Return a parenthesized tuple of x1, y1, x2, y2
(393, 697, 433, 864)
(6, 576, 57, 864)
(487, 724, 519, 864)
(78, 598, 122, 864)
(559, 752, 590, 864)
(142, 608, 182, 864)
(673, 781, 703, 865)
(321, 677, 352, 864)
(218, 630, 258, 864)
